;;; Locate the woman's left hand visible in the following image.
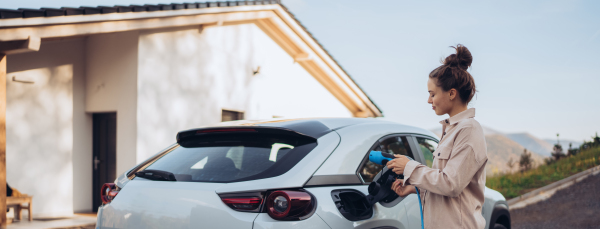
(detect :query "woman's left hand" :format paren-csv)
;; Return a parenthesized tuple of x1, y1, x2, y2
(391, 179, 415, 197)
(386, 155, 410, 175)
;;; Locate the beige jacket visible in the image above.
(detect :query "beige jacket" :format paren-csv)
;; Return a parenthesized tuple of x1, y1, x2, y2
(403, 108, 488, 229)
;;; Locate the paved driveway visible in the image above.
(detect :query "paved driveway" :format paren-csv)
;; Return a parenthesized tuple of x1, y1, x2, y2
(510, 172, 600, 229)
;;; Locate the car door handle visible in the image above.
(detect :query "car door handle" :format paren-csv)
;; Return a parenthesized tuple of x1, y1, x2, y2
(94, 156, 102, 170)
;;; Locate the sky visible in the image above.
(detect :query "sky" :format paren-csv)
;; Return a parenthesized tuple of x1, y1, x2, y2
(2, 0, 599, 141)
(285, 0, 600, 141)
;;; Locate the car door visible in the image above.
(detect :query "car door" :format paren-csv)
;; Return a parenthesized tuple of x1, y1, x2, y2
(308, 134, 419, 229)
(403, 135, 439, 229)
(340, 135, 420, 229)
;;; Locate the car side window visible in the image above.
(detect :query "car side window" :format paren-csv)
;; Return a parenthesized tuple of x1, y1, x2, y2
(359, 136, 414, 183)
(416, 137, 438, 168)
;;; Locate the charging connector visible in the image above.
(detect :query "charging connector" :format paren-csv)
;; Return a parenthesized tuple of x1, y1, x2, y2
(368, 151, 424, 229)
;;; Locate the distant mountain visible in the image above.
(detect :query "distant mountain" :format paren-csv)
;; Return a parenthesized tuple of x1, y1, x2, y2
(485, 134, 544, 175)
(543, 139, 582, 150)
(505, 133, 554, 157)
(430, 126, 547, 175)
(482, 126, 503, 136)
(431, 126, 504, 137)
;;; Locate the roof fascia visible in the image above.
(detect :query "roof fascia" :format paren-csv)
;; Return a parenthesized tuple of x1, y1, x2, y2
(0, 10, 274, 41)
(0, 5, 278, 28)
(269, 5, 382, 117)
(255, 18, 373, 117)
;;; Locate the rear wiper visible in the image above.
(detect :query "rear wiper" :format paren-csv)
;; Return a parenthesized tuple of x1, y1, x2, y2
(135, 169, 177, 181)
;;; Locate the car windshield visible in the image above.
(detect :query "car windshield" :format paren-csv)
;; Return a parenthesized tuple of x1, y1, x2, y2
(140, 133, 317, 183)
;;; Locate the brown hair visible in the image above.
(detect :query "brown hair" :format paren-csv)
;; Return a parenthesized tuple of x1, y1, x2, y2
(429, 44, 476, 103)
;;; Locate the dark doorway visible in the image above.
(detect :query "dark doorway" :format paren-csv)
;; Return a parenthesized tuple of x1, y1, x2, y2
(92, 113, 117, 211)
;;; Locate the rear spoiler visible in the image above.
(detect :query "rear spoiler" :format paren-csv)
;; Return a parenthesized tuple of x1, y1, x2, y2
(176, 120, 333, 144)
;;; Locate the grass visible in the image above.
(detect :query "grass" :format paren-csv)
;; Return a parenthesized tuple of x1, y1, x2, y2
(486, 146, 600, 199)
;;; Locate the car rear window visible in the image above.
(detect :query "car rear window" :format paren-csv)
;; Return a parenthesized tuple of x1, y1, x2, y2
(139, 133, 317, 183)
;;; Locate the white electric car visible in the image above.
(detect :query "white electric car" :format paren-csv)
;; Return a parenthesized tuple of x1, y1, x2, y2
(96, 118, 511, 229)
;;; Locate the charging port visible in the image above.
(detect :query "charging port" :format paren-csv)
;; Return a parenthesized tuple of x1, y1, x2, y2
(331, 189, 373, 221)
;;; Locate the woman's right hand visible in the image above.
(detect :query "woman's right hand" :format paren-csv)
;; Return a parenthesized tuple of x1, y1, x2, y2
(391, 179, 415, 197)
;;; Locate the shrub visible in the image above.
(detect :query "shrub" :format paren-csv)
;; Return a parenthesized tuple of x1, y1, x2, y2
(487, 145, 600, 199)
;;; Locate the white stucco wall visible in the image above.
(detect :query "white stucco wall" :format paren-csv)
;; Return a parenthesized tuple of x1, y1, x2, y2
(85, 31, 139, 178)
(137, 23, 352, 160)
(6, 39, 85, 217)
(72, 41, 93, 213)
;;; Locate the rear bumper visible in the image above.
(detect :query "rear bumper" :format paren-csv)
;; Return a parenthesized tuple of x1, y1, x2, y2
(253, 213, 331, 229)
(96, 205, 330, 229)
(96, 205, 125, 229)
(95, 205, 106, 229)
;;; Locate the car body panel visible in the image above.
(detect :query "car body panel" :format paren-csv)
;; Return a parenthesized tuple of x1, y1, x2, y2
(253, 213, 331, 229)
(316, 118, 390, 130)
(114, 172, 131, 190)
(306, 186, 410, 229)
(201, 118, 385, 132)
(402, 194, 423, 229)
(96, 180, 256, 229)
(482, 187, 507, 229)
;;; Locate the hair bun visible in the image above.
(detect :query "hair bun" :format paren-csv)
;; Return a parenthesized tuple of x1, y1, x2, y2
(443, 44, 472, 71)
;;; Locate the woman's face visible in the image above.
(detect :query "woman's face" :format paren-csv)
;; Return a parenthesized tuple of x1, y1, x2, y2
(427, 78, 453, 116)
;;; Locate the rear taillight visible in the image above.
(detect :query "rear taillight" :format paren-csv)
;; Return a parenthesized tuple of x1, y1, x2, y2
(219, 190, 316, 221)
(100, 183, 120, 204)
(265, 190, 316, 221)
(221, 197, 263, 211)
(219, 192, 264, 212)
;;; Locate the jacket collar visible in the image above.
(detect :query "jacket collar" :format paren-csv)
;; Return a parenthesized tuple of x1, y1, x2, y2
(440, 108, 476, 126)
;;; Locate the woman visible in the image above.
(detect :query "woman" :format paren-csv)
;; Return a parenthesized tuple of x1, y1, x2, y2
(387, 44, 488, 229)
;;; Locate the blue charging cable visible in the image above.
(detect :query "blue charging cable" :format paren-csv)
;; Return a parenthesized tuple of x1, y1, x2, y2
(415, 187, 424, 229)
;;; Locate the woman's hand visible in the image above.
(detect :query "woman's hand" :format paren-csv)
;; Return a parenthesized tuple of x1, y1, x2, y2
(391, 179, 415, 197)
(386, 155, 410, 175)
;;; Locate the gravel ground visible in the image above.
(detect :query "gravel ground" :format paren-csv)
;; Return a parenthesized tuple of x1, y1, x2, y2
(510, 172, 600, 229)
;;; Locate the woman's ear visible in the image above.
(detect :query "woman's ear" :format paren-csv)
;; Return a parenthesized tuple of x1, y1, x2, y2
(448, 88, 457, 101)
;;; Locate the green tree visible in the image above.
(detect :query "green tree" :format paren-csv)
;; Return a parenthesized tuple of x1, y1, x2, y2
(551, 133, 566, 161)
(567, 142, 578, 157)
(580, 132, 600, 151)
(519, 149, 533, 172)
(506, 157, 515, 173)
(552, 143, 566, 161)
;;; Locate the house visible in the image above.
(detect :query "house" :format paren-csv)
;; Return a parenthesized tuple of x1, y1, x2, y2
(0, 0, 382, 220)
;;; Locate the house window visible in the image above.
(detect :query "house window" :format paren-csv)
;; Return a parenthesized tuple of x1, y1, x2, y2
(222, 109, 244, 122)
